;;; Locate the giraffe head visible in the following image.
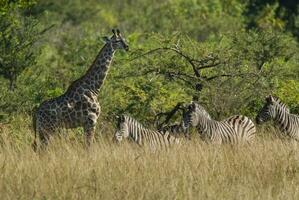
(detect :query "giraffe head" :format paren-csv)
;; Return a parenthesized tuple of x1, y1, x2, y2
(103, 29, 129, 51)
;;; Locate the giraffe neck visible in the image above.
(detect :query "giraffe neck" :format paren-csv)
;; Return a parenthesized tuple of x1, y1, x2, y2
(79, 43, 116, 94)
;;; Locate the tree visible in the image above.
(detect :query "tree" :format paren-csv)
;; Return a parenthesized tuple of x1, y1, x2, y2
(119, 30, 297, 126)
(0, 2, 43, 91)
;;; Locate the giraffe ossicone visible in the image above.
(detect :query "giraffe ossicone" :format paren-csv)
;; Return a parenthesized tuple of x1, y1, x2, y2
(32, 29, 129, 150)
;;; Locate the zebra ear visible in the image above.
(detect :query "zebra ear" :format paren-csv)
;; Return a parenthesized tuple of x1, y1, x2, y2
(270, 95, 275, 103)
(190, 102, 196, 110)
(119, 114, 125, 122)
(266, 95, 275, 103)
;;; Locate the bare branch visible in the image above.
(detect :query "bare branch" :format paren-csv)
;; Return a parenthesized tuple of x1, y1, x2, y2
(155, 102, 185, 130)
(130, 47, 202, 77)
(205, 72, 259, 81)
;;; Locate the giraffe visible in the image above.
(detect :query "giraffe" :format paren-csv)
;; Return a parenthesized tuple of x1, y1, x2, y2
(33, 29, 129, 149)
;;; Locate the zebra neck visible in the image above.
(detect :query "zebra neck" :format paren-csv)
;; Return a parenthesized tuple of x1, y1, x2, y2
(197, 117, 212, 136)
(128, 122, 143, 144)
(274, 107, 289, 132)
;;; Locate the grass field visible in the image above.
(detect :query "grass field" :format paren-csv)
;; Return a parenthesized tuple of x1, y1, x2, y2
(0, 122, 299, 200)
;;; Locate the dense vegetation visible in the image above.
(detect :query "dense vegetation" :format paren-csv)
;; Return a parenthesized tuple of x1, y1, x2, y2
(0, 0, 298, 126)
(0, 0, 298, 199)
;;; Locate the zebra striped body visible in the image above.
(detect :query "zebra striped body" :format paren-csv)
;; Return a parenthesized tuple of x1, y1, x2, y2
(157, 104, 212, 139)
(182, 102, 256, 144)
(114, 114, 180, 149)
(256, 95, 299, 140)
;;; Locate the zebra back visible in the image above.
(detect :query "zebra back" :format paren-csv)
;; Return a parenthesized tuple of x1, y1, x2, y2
(115, 114, 180, 149)
(224, 115, 256, 142)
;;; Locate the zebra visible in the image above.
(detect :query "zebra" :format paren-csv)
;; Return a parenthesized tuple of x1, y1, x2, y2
(182, 101, 256, 144)
(160, 122, 184, 136)
(114, 114, 180, 149)
(160, 106, 212, 139)
(256, 95, 299, 140)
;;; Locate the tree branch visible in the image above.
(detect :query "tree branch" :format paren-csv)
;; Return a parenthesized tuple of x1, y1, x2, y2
(130, 47, 202, 77)
(155, 102, 185, 130)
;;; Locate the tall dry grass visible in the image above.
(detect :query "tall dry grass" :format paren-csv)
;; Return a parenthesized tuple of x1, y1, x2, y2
(0, 123, 299, 200)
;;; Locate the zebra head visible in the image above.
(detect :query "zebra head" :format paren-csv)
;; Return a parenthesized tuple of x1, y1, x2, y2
(114, 114, 130, 143)
(256, 95, 288, 124)
(182, 101, 211, 131)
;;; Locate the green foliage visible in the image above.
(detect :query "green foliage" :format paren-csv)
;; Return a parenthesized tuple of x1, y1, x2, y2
(276, 80, 299, 113)
(244, 0, 299, 38)
(0, 0, 37, 15)
(0, 0, 298, 126)
(0, 4, 41, 90)
(117, 30, 297, 120)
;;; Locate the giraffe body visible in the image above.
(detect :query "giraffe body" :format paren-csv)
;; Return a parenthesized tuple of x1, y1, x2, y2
(33, 29, 128, 148)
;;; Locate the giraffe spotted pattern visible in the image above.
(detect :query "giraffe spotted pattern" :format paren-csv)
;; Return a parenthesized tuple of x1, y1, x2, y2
(33, 29, 129, 149)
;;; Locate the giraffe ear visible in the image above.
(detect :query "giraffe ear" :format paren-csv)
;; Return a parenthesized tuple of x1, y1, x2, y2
(102, 36, 110, 43)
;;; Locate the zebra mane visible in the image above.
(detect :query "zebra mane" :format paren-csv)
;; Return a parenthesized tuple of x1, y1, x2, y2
(192, 102, 212, 119)
(268, 96, 290, 113)
(122, 114, 167, 135)
(121, 114, 145, 128)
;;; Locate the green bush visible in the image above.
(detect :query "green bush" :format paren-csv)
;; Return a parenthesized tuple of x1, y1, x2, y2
(0, 0, 298, 127)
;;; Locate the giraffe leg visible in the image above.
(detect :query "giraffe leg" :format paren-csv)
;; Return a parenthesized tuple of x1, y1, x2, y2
(84, 116, 97, 147)
(32, 130, 50, 152)
(33, 117, 51, 151)
(85, 128, 95, 146)
(39, 130, 51, 150)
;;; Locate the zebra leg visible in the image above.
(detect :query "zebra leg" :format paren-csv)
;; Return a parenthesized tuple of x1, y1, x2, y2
(184, 130, 191, 140)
